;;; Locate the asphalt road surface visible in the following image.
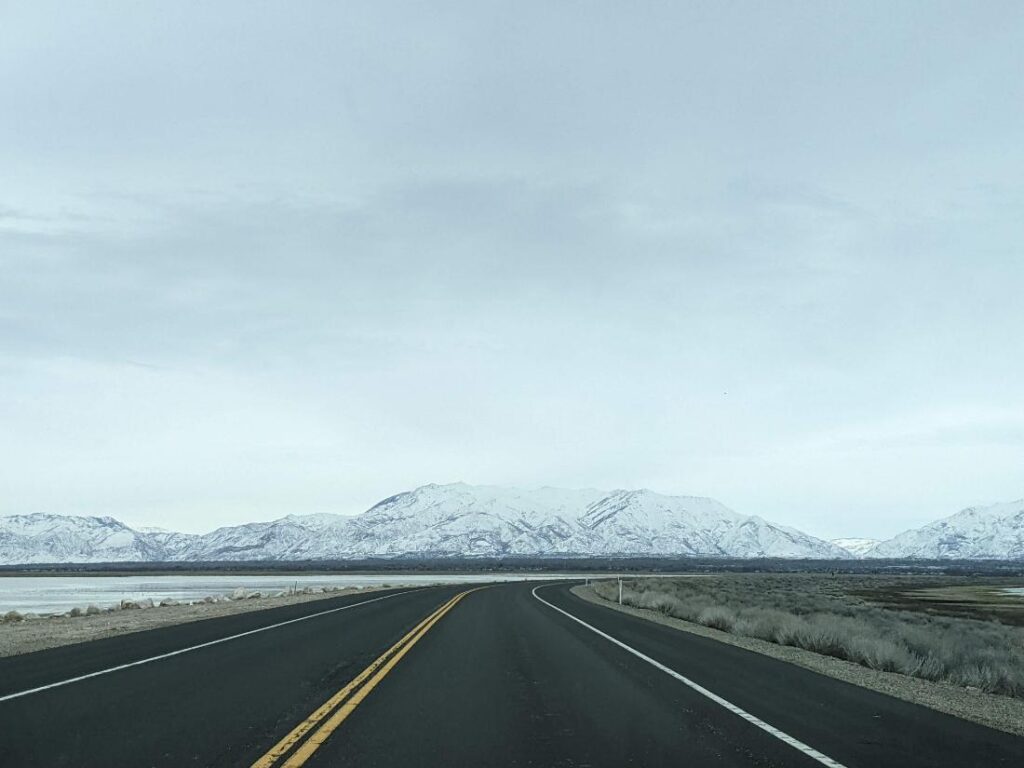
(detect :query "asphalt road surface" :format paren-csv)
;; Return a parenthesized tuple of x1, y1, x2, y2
(2, 581, 1022, 767)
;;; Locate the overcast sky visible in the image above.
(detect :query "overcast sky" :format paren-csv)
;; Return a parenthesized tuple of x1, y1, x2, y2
(2, 2, 1022, 538)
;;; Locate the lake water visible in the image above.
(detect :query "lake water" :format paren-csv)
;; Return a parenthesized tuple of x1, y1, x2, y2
(0, 573, 585, 614)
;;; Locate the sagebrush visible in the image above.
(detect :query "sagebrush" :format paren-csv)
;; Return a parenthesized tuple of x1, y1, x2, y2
(593, 575, 1024, 697)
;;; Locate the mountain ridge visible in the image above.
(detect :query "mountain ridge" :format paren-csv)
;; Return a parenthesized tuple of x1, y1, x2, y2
(5, 487, 1022, 565)
(0, 483, 847, 564)
(830, 538, 881, 557)
(864, 500, 1024, 559)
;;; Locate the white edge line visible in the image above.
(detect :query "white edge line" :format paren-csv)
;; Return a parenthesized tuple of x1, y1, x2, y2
(532, 584, 848, 768)
(0, 589, 423, 704)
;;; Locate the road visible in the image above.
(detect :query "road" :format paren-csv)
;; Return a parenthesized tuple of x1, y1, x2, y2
(1, 581, 1022, 767)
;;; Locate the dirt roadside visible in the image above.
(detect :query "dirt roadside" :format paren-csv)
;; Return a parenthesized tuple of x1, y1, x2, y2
(0, 586, 401, 658)
(571, 584, 1024, 738)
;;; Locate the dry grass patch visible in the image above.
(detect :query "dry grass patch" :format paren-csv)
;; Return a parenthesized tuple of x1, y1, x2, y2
(594, 574, 1024, 698)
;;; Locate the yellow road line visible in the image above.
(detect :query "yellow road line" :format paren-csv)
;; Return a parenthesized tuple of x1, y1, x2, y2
(251, 589, 476, 768)
(280, 588, 478, 768)
(251, 592, 461, 768)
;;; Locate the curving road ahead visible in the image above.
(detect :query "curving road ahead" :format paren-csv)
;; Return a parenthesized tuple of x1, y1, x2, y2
(1, 581, 1022, 767)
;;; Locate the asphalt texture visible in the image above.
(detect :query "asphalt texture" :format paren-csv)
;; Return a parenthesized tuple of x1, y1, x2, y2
(1, 581, 1022, 767)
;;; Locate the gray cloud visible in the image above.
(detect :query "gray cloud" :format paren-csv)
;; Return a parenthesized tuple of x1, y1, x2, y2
(1, 2, 1022, 537)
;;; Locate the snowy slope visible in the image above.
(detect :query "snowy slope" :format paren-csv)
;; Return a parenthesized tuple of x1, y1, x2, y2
(189, 514, 350, 561)
(830, 538, 881, 558)
(866, 501, 1024, 559)
(331, 483, 850, 558)
(0, 514, 166, 564)
(343, 484, 609, 557)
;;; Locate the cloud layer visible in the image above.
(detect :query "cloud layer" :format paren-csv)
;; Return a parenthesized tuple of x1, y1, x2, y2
(2, 2, 1022, 536)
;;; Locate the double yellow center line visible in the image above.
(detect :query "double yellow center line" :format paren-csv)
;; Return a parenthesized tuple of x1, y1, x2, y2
(251, 588, 479, 768)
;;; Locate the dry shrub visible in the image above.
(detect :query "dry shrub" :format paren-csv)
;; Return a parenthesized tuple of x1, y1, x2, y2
(596, 575, 1024, 698)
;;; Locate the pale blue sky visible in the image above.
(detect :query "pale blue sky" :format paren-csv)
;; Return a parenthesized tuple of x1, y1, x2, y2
(1, 2, 1022, 537)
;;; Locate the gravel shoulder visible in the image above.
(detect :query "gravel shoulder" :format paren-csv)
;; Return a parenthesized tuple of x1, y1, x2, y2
(0, 586, 393, 658)
(572, 584, 1024, 738)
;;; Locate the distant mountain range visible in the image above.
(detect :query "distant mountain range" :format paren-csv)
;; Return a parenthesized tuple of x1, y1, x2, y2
(863, 500, 1024, 559)
(0, 483, 848, 564)
(2, 484, 1021, 565)
(829, 538, 880, 557)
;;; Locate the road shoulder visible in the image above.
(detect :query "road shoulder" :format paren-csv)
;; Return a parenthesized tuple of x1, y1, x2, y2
(571, 584, 1024, 738)
(0, 587, 390, 658)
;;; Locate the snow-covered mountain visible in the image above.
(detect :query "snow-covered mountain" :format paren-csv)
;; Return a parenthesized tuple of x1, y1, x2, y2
(191, 514, 349, 561)
(830, 538, 881, 557)
(0, 483, 851, 564)
(866, 500, 1024, 559)
(13, 490, 1023, 564)
(0, 514, 167, 564)
(340, 484, 849, 558)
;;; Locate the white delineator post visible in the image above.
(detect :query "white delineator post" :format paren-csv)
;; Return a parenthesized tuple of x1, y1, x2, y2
(618, 576, 623, 605)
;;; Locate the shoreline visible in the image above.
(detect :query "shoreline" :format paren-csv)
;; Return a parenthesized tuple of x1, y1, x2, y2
(0, 585, 397, 658)
(0, 568, 623, 578)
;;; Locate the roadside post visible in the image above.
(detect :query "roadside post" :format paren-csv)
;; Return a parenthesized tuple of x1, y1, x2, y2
(618, 576, 623, 605)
